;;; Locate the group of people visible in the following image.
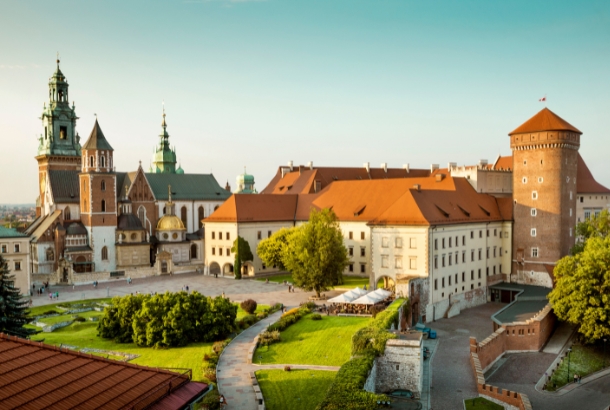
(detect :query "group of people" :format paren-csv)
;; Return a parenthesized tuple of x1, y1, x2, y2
(49, 291, 59, 300)
(93, 280, 99, 288)
(33, 282, 50, 296)
(181, 285, 190, 292)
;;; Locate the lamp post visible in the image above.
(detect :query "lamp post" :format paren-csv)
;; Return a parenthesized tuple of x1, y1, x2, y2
(604, 339, 607, 369)
(566, 347, 572, 383)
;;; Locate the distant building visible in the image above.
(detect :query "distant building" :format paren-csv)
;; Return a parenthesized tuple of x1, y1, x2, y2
(0, 226, 30, 296)
(234, 168, 257, 194)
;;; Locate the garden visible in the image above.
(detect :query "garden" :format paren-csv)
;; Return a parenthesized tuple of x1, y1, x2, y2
(256, 369, 337, 410)
(256, 273, 369, 290)
(547, 342, 609, 390)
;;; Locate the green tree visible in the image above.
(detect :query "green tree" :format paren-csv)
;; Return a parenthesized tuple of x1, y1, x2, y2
(257, 227, 295, 271)
(549, 235, 610, 342)
(572, 210, 610, 255)
(0, 254, 32, 337)
(283, 208, 348, 297)
(231, 236, 253, 280)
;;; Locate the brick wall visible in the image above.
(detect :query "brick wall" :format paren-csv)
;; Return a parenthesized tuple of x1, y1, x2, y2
(502, 305, 556, 351)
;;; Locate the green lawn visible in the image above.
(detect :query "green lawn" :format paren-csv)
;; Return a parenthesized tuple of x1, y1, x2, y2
(256, 274, 369, 290)
(256, 369, 336, 410)
(236, 304, 270, 320)
(254, 314, 370, 366)
(548, 343, 608, 390)
(28, 298, 112, 317)
(464, 397, 504, 410)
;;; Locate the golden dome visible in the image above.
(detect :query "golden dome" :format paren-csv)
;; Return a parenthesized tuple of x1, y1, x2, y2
(156, 215, 186, 231)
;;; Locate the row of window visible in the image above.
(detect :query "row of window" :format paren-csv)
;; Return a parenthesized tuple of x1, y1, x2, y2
(381, 255, 417, 269)
(348, 263, 367, 274)
(211, 247, 231, 256)
(434, 247, 502, 268)
(434, 266, 501, 290)
(348, 247, 366, 257)
(434, 229, 502, 250)
(0, 244, 21, 253)
(381, 237, 415, 249)
(211, 232, 231, 241)
(347, 231, 366, 240)
(439, 282, 482, 298)
(530, 228, 573, 238)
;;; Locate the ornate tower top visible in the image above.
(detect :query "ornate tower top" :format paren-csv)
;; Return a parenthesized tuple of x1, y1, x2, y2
(149, 104, 179, 174)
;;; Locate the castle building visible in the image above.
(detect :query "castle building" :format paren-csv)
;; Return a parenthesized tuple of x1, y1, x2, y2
(25, 62, 230, 286)
(234, 168, 257, 194)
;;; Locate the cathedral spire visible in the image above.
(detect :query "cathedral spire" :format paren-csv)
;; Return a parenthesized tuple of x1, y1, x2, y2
(149, 103, 179, 174)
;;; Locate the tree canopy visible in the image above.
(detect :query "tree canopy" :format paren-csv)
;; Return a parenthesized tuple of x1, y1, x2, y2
(549, 215, 610, 342)
(572, 209, 610, 255)
(232, 236, 253, 280)
(0, 255, 33, 338)
(257, 227, 294, 271)
(282, 208, 348, 297)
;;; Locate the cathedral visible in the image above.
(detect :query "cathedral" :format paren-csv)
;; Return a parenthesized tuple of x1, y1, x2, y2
(26, 60, 231, 285)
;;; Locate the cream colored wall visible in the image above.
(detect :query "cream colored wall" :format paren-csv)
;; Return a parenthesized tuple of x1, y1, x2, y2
(576, 193, 610, 224)
(0, 237, 31, 296)
(340, 221, 371, 277)
(203, 222, 238, 275)
(450, 167, 512, 196)
(116, 244, 149, 268)
(237, 221, 295, 275)
(371, 226, 429, 287)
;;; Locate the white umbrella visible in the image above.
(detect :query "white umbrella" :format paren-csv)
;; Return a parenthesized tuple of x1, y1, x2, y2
(371, 288, 392, 299)
(351, 293, 385, 305)
(349, 287, 369, 296)
(328, 293, 357, 303)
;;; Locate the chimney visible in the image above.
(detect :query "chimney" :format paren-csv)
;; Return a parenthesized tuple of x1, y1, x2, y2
(430, 164, 439, 172)
(448, 162, 457, 170)
(307, 161, 313, 170)
(288, 160, 294, 171)
(403, 163, 410, 173)
(435, 173, 445, 182)
(364, 162, 370, 173)
(381, 163, 388, 173)
(281, 167, 289, 178)
(413, 184, 421, 192)
(478, 159, 488, 168)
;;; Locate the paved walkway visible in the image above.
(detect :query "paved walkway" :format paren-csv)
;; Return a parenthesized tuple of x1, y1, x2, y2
(542, 321, 576, 354)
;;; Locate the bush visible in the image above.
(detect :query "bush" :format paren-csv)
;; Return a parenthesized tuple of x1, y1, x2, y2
(284, 365, 291, 371)
(242, 314, 258, 326)
(73, 316, 86, 322)
(259, 330, 281, 346)
(311, 313, 322, 321)
(256, 312, 268, 320)
(351, 298, 406, 356)
(213, 340, 228, 355)
(42, 310, 58, 315)
(240, 299, 258, 314)
(282, 307, 301, 317)
(302, 301, 317, 310)
(200, 388, 221, 410)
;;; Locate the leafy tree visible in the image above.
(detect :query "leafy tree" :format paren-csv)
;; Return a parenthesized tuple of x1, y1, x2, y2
(283, 208, 348, 297)
(231, 236, 253, 280)
(572, 210, 610, 255)
(257, 227, 295, 271)
(0, 254, 34, 338)
(549, 235, 610, 342)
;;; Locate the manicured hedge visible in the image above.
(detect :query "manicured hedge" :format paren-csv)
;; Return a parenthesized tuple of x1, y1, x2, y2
(351, 298, 407, 356)
(316, 354, 386, 410)
(267, 306, 311, 332)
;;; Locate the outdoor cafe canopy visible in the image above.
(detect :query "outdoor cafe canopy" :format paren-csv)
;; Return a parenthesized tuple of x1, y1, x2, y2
(350, 293, 386, 305)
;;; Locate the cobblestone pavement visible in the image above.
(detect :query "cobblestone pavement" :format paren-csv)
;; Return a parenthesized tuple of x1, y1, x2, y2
(488, 352, 610, 410)
(30, 272, 341, 307)
(428, 303, 505, 410)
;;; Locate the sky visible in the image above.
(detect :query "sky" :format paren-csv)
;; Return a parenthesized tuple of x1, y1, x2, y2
(1, 0, 609, 203)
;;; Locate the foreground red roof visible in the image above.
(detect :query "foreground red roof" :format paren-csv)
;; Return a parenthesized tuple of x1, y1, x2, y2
(0, 333, 207, 410)
(509, 108, 581, 135)
(577, 154, 610, 194)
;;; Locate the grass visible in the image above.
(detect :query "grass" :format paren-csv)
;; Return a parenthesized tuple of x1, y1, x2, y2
(464, 397, 504, 410)
(548, 343, 608, 390)
(236, 304, 270, 320)
(28, 298, 111, 317)
(256, 369, 336, 410)
(256, 274, 369, 290)
(254, 314, 370, 366)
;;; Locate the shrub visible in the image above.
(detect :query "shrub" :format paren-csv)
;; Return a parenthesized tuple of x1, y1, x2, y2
(204, 368, 217, 383)
(200, 388, 221, 410)
(240, 299, 258, 314)
(242, 314, 258, 326)
(256, 312, 268, 320)
(73, 316, 86, 322)
(351, 298, 406, 356)
(213, 340, 229, 355)
(259, 330, 281, 346)
(311, 313, 322, 321)
(284, 365, 291, 371)
(303, 301, 317, 310)
(282, 307, 300, 317)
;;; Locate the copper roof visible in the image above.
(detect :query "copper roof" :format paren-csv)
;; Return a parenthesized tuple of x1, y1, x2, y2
(260, 165, 431, 195)
(0, 333, 206, 410)
(577, 154, 610, 194)
(509, 108, 581, 135)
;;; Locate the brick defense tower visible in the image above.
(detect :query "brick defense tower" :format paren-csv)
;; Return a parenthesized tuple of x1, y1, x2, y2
(80, 120, 117, 272)
(509, 108, 581, 287)
(35, 58, 82, 216)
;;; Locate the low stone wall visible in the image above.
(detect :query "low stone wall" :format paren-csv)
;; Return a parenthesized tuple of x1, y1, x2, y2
(43, 321, 73, 333)
(426, 287, 487, 322)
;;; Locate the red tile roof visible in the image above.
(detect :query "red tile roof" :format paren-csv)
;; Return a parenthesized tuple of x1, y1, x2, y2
(0, 333, 206, 410)
(260, 165, 431, 195)
(204, 194, 299, 223)
(577, 154, 610, 194)
(509, 108, 581, 135)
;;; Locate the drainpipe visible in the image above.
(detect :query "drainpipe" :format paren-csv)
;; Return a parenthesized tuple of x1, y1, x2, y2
(429, 226, 436, 322)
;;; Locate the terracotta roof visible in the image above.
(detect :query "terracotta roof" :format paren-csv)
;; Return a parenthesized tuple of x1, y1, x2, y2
(0, 333, 206, 410)
(496, 197, 514, 220)
(260, 165, 431, 195)
(204, 194, 299, 223)
(491, 155, 513, 171)
(82, 119, 114, 151)
(509, 108, 581, 135)
(576, 154, 610, 194)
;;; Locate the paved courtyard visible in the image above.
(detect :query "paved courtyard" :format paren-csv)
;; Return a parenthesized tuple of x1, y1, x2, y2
(30, 272, 341, 308)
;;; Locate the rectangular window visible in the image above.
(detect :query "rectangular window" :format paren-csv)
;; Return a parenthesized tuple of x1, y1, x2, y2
(462, 272, 465, 282)
(434, 238, 438, 250)
(471, 250, 474, 261)
(14, 244, 19, 253)
(410, 237, 417, 249)
(14, 261, 21, 271)
(226, 248, 231, 256)
(382, 237, 389, 248)
(349, 264, 354, 272)
(455, 273, 458, 284)
(434, 256, 438, 269)
(361, 232, 365, 240)
(486, 267, 489, 276)
(478, 269, 481, 279)
(532, 191, 538, 200)
(494, 229, 497, 236)
(442, 255, 446, 267)
(219, 232, 223, 240)
(360, 247, 365, 257)
(395, 257, 403, 269)
(462, 251, 466, 263)
(471, 270, 474, 280)
(409, 257, 417, 270)
(584, 210, 591, 219)
(268, 230, 272, 238)
(486, 229, 489, 237)
(212, 247, 216, 255)
(455, 253, 458, 264)
(434, 279, 438, 290)
(531, 208, 537, 217)
(486, 247, 490, 259)
(212, 232, 215, 240)
(360, 264, 366, 274)
(442, 277, 445, 288)
(227, 232, 230, 241)
(462, 235, 466, 246)
(219, 248, 223, 256)
(381, 255, 389, 268)
(471, 284, 474, 290)
(349, 231, 353, 240)
(478, 249, 482, 260)
(500, 247, 503, 256)
(531, 228, 537, 237)
(493, 247, 497, 258)
(470, 231, 474, 239)
(449, 237, 452, 248)
(493, 265, 496, 275)
(257, 231, 262, 240)
(455, 236, 459, 246)
(449, 276, 452, 286)
(262, 264, 266, 270)
(479, 230, 482, 238)
(448, 253, 452, 266)
(349, 247, 354, 257)
(1, 245, 6, 253)
(395, 237, 403, 248)
(442, 238, 446, 248)
(532, 247, 539, 258)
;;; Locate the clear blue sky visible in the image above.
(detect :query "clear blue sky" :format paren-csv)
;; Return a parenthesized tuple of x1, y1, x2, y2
(1, 0, 609, 203)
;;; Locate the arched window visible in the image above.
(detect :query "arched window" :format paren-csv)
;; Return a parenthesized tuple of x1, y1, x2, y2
(138, 206, 146, 228)
(101, 246, 108, 260)
(101, 180, 106, 191)
(89, 156, 94, 167)
(100, 156, 105, 168)
(181, 206, 187, 228)
(64, 206, 71, 221)
(198, 206, 204, 229)
(101, 200, 106, 212)
(191, 243, 198, 260)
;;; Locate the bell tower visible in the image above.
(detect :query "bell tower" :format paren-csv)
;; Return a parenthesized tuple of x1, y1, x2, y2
(35, 58, 82, 216)
(510, 108, 581, 287)
(149, 105, 179, 174)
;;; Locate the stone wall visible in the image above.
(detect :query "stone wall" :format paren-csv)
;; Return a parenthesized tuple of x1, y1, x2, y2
(426, 287, 487, 322)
